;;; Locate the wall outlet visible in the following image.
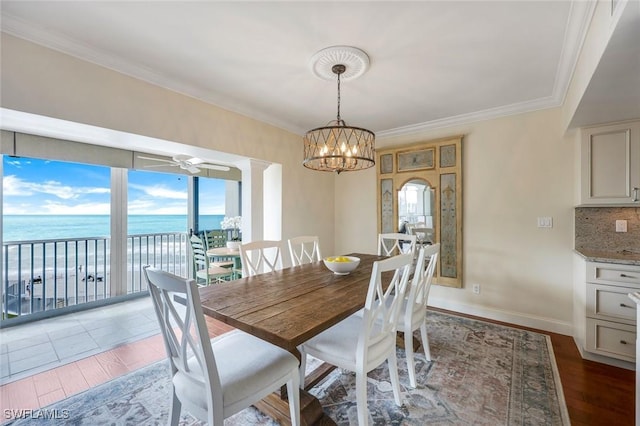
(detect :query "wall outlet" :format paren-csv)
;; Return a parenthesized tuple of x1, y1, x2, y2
(537, 217, 553, 228)
(616, 220, 627, 232)
(472, 284, 480, 294)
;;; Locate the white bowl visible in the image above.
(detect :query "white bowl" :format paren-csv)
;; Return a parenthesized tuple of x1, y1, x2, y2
(323, 256, 360, 275)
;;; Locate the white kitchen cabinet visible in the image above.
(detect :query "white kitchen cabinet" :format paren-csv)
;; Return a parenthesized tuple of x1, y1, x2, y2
(584, 261, 640, 362)
(580, 120, 640, 205)
(628, 292, 640, 426)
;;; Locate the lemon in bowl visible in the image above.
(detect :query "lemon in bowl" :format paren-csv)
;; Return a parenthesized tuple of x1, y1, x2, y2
(323, 256, 360, 275)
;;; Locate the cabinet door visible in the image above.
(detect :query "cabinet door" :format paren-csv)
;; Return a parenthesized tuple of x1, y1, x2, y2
(580, 121, 640, 205)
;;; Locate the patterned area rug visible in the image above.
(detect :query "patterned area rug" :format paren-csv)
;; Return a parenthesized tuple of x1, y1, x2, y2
(6, 311, 570, 425)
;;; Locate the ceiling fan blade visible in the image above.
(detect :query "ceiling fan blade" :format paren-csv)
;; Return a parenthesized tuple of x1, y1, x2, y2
(137, 156, 175, 164)
(144, 164, 179, 169)
(197, 164, 231, 172)
(140, 154, 229, 172)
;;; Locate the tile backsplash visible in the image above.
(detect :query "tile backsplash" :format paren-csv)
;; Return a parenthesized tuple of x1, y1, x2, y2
(575, 207, 640, 252)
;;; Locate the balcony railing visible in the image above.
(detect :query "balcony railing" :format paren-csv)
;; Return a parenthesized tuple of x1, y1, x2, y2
(2, 232, 189, 323)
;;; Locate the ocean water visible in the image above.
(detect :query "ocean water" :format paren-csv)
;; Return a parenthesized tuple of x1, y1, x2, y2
(2, 214, 225, 242)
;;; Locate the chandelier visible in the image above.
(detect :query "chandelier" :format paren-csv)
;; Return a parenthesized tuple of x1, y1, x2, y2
(303, 46, 375, 174)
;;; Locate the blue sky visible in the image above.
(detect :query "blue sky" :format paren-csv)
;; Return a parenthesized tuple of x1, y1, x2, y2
(3, 157, 226, 215)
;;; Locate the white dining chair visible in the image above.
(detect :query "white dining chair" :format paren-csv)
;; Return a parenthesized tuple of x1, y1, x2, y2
(299, 254, 412, 426)
(397, 243, 440, 387)
(288, 236, 322, 266)
(239, 240, 283, 277)
(410, 227, 435, 245)
(378, 233, 417, 256)
(190, 235, 233, 285)
(144, 266, 300, 426)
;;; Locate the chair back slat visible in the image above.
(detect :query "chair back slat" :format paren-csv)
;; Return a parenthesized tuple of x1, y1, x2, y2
(409, 243, 439, 310)
(239, 240, 283, 277)
(378, 233, 417, 256)
(288, 236, 322, 266)
(190, 235, 208, 269)
(358, 253, 412, 361)
(203, 230, 227, 250)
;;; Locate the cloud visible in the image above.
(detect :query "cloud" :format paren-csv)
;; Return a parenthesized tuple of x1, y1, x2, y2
(2, 202, 38, 215)
(199, 204, 225, 214)
(129, 183, 187, 200)
(41, 201, 111, 215)
(3, 175, 109, 199)
(129, 199, 187, 215)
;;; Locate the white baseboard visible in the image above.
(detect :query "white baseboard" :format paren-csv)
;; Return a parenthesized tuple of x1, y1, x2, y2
(428, 297, 573, 336)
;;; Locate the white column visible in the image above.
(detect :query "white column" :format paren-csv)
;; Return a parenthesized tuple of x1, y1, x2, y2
(225, 180, 241, 217)
(237, 159, 271, 243)
(110, 168, 128, 296)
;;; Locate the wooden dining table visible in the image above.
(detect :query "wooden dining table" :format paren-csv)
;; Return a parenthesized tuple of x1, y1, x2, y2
(206, 246, 242, 278)
(198, 252, 387, 426)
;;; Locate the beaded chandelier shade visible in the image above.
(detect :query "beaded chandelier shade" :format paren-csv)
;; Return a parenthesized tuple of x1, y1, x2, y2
(303, 47, 375, 174)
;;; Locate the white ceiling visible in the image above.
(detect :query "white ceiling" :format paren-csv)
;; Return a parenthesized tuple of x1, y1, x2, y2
(0, 1, 637, 138)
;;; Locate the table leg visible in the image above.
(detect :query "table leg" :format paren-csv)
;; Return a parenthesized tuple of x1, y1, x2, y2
(257, 360, 337, 426)
(254, 389, 335, 426)
(396, 331, 421, 352)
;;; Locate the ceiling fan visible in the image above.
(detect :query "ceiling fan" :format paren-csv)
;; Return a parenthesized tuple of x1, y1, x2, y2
(138, 154, 230, 174)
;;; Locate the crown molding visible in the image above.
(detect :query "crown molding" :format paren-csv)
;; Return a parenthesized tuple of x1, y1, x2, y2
(377, 95, 561, 139)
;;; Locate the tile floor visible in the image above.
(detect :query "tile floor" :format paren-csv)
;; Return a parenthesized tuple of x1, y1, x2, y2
(0, 296, 234, 422)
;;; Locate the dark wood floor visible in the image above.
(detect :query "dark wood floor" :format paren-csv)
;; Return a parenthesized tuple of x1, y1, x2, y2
(549, 331, 634, 425)
(433, 308, 635, 425)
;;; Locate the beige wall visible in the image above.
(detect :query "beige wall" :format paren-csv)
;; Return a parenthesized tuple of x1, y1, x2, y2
(0, 34, 336, 257)
(336, 108, 576, 333)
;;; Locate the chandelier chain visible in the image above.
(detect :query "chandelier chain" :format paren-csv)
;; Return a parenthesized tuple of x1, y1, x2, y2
(336, 71, 341, 123)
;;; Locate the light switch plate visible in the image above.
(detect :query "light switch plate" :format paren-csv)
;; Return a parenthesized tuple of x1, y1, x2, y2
(616, 220, 627, 232)
(537, 217, 553, 228)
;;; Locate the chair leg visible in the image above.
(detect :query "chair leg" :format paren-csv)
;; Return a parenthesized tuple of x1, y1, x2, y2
(355, 372, 369, 426)
(287, 373, 301, 426)
(404, 329, 417, 388)
(420, 321, 431, 361)
(298, 347, 306, 388)
(207, 402, 225, 426)
(169, 391, 181, 426)
(388, 351, 403, 406)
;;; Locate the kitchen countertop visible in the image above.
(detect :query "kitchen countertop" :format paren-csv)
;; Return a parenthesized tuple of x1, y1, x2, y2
(574, 248, 640, 266)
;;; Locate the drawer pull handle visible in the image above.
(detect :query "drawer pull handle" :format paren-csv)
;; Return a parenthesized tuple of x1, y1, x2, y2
(620, 274, 636, 279)
(620, 340, 628, 345)
(620, 303, 633, 308)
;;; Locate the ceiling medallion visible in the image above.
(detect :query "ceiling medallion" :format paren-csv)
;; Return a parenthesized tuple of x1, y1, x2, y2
(303, 46, 375, 174)
(309, 46, 371, 81)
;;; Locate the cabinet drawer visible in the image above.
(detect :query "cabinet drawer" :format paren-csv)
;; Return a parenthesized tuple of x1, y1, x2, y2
(585, 318, 636, 362)
(586, 283, 637, 323)
(587, 262, 640, 287)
